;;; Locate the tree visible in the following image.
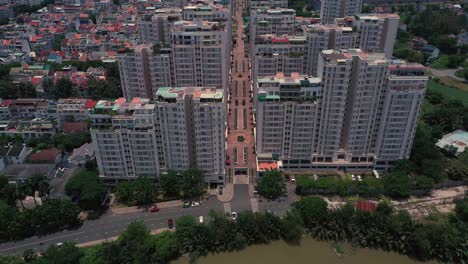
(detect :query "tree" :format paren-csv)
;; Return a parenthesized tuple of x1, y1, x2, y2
(159, 170, 181, 198)
(280, 210, 304, 243)
(66, 171, 107, 210)
(383, 172, 412, 199)
(52, 78, 76, 99)
(0, 175, 8, 190)
(257, 170, 285, 199)
(446, 160, 468, 181)
(292, 196, 328, 229)
(86, 76, 122, 99)
(152, 231, 180, 263)
(180, 169, 206, 199)
(0, 255, 25, 264)
(42, 242, 83, 264)
(22, 249, 37, 262)
(18, 82, 37, 98)
(115, 177, 159, 206)
(454, 197, 468, 222)
(413, 176, 434, 193)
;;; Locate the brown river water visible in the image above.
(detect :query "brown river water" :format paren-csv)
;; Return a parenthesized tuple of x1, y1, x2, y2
(173, 237, 436, 264)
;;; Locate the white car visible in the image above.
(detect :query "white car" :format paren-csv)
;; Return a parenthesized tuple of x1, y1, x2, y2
(290, 176, 296, 182)
(231, 212, 237, 220)
(357, 175, 362, 182)
(191, 201, 200, 207)
(351, 174, 356, 181)
(199, 216, 204, 223)
(56, 242, 63, 247)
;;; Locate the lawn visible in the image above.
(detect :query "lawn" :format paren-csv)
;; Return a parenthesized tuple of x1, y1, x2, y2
(430, 54, 449, 69)
(427, 80, 468, 105)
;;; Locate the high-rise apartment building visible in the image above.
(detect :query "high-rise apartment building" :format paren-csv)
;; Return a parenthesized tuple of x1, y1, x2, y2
(91, 98, 161, 179)
(256, 73, 321, 158)
(91, 88, 226, 183)
(249, 0, 288, 10)
(253, 34, 307, 78)
(256, 49, 428, 171)
(250, 8, 296, 42)
(303, 24, 355, 76)
(182, 4, 230, 21)
(117, 44, 153, 99)
(137, 8, 182, 45)
(170, 20, 230, 93)
(155, 87, 225, 183)
(320, 0, 363, 24)
(336, 14, 400, 58)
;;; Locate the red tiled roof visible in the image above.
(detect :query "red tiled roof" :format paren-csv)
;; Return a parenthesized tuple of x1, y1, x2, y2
(30, 148, 61, 162)
(63, 122, 87, 133)
(85, 100, 97, 109)
(258, 162, 278, 171)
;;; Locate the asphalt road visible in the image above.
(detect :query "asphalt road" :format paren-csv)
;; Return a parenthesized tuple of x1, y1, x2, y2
(0, 196, 223, 255)
(230, 184, 251, 212)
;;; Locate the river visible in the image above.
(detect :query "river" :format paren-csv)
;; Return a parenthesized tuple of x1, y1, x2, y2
(173, 237, 436, 264)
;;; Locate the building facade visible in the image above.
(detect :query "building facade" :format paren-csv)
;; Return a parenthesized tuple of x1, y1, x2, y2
(117, 44, 154, 99)
(91, 88, 226, 183)
(320, 0, 363, 24)
(256, 49, 428, 171)
(170, 20, 230, 94)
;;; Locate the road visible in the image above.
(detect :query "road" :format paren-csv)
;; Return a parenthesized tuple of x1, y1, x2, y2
(0, 197, 223, 255)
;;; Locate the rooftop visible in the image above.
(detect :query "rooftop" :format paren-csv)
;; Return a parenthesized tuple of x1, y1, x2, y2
(155, 87, 223, 101)
(436, 130, 468, 155)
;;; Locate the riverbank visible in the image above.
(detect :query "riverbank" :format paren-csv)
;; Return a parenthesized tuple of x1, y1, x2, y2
(172, 238, 436, 264)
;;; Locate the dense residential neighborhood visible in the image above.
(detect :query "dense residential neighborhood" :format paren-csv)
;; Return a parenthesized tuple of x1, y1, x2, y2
(0, 0, 467, 263)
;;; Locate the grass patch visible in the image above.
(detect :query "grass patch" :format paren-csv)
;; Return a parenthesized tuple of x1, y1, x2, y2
(428, 80, 468, 105)
(430, 54, 450, 69)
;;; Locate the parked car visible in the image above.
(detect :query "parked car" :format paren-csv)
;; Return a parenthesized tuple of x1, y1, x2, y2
(183, 201, 191, 208)
(168, 218, 174, 229)
(149, 206, 159, 213)
(192, 201, 200, 207)
(351, 175, 356, 181)
(199, 216, 204, 223)
(357, 175, 362, 182)
(290, 176, 296, 182)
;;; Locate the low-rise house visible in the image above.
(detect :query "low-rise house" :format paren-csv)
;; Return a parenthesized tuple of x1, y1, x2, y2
(69, 142, 94, 166)
(0, 144, 29, 166)
(29, 148, 62, 164)
(4, 163, 55, 182)
(0, 118, 58, 139)
(63, 121, 88, 133)
(436, 130, 468, 155)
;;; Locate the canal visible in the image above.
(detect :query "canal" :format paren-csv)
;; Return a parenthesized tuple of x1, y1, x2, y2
(173, 237, 436, 264)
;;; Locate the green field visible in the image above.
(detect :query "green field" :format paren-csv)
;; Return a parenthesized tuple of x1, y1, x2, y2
(430, 55, 450, 69)
(427, 80, 468, 106)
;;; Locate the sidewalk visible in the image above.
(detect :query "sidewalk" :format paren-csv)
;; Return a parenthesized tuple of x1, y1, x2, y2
(76, 228, 170, 248)
(217, 183, 234, 202)
(111, 199, 184, 214)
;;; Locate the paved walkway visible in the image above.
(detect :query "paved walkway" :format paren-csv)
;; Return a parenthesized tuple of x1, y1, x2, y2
(217, 183, 234, 202)
(226, 0, 256, 185)
(428, 66, 465, 82)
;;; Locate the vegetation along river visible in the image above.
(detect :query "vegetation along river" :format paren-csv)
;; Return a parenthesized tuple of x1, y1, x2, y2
(173, 237, 437, 264)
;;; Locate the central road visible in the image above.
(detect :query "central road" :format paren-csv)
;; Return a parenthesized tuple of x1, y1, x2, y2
(226, 0, 256, 186)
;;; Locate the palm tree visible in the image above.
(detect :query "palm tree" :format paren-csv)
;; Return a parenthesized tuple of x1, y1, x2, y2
(15, 182, 27, 210)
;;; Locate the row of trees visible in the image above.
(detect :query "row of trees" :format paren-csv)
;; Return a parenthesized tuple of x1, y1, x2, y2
(292, 196, 467, 263)
(0, 199, 81, 242)
(115, 169, 206, 206)
(4, 196, 467, 263)
(0, 175, 82, 242)
(295, 172, 435, 199)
